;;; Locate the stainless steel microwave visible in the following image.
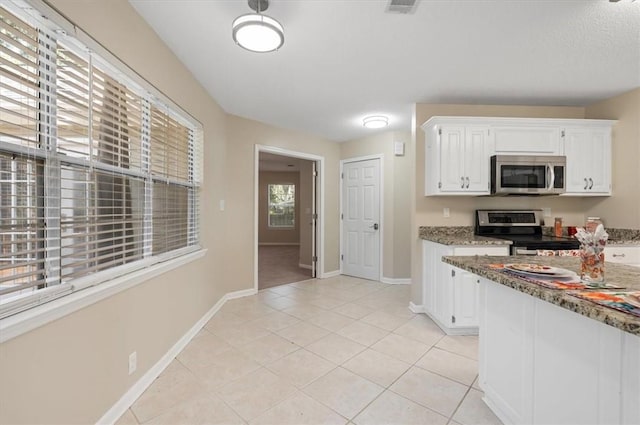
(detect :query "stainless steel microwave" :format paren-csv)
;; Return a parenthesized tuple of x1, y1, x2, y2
(490, 155, 566, 195)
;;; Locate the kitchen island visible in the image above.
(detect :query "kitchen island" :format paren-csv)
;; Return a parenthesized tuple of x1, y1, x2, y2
(443, 255, 640, 425)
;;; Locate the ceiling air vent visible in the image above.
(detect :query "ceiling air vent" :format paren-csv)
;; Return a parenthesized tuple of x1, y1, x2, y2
(387, 0, 419, 14)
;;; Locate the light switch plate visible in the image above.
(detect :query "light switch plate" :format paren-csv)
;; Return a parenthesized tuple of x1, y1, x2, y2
(394, 141, 405, 156)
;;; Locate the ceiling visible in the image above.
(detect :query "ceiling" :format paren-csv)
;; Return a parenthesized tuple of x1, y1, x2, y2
(129, 0, 639, 142)
(259, 152, 303, 171)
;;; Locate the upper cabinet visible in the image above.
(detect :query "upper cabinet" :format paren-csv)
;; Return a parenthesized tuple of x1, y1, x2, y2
(492, 125, 561, 155)
(422, 117, 615, 197)
(435, 125, 489, 194)
(563, 126, 612, 196)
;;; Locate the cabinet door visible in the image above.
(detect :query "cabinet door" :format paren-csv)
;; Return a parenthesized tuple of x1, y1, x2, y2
(464, 126, 489, 193)
(564, 127, 611, 195)
(586, 129, 611, 194)
(438, 127, 467, 192)
(453, 269, 479, 327)
(564, 128, 589, 193)
(492, 126, 561, 154)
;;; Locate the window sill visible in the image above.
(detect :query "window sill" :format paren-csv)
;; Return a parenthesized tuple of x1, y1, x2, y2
(0, 248, 207, 344)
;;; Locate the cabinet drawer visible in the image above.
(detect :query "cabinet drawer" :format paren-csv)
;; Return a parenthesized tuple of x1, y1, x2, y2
(452, 246, 510, 256)
(605, 246, 640, 264)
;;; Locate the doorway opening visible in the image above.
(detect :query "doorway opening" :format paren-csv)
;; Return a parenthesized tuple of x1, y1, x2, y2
(254, 146, 323, 291)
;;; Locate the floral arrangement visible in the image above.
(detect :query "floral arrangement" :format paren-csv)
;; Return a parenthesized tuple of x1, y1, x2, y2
(575, 224, 609, 283)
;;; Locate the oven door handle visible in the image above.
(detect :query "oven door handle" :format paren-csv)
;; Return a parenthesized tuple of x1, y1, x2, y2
(515, 248, 539, 256)
(546, 163, 555, 191)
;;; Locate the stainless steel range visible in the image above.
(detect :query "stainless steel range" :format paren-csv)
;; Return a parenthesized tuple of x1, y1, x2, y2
(475, 209, 580, 255)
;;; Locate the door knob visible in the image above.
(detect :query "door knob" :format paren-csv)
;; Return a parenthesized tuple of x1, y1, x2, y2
(370, 223, 379, 230)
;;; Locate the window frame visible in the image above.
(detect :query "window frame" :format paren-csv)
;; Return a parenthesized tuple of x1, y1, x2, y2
(267, 183, 296, 229)
(0, 0, 204, 330)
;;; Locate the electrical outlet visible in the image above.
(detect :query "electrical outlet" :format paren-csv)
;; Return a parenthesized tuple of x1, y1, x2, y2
(543, 207, 551, 217)
(128, 351, 137, 375)
(443, 207, 450, 218)
(219, 200, 225, 211)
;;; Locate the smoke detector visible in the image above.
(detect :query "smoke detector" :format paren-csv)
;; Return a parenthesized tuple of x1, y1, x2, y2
(387, 0, 419, 14)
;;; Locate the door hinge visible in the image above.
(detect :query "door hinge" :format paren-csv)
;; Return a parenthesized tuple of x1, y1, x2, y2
(312, 213, 318, 220)
(312, 256, 318, 262)
(451, 315, 456, 324)
(341, 213, 343, 219)
(438, 128, 442, 136)
(561, 130, 565, 138)
(341, 254, 344, 261)
(313, 171, 318, 177)
(451, 269, 455, 277)
(341, 172, 344, 179)
(438, 182, 442, 189)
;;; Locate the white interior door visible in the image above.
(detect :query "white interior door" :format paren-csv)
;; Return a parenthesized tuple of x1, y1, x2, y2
(342, 158, 380, 280)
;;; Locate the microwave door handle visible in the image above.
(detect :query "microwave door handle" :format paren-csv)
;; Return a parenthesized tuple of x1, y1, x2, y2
(546, 164, 555, 191)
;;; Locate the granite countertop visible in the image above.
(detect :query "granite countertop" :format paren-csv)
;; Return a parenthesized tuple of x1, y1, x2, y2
(542, 227, 640, 246)
(442, 255, 640, 336)
(419, 226, 512, 246)
(421, 226, 640, 246)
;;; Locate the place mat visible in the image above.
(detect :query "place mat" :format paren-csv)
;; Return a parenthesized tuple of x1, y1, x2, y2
(568, 291, 640, 318)
(488, 264, 625, 290)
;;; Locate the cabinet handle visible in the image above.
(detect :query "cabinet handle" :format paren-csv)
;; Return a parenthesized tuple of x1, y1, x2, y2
(588, 178, 593, 189)
(612, 253, 626, 258)
(461, 177, 465, 188)
(465, 176, 470, 188)
(584, 178, 588, 190)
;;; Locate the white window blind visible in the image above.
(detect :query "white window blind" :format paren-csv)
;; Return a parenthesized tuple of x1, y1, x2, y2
(0, 2, 202, 316)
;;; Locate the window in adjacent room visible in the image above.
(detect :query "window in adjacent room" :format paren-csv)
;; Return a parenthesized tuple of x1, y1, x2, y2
(267, 184, 295, 228)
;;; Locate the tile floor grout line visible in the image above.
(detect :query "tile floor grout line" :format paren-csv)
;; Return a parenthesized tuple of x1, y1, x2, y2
(446, 384, 473, 425)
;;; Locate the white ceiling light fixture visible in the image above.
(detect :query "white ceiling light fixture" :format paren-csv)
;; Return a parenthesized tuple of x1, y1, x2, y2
(232, 0, 284, 53)
(363, 115, 389, 129)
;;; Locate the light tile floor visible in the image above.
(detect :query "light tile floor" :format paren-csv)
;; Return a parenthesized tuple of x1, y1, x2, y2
(116, 275, 503, 425)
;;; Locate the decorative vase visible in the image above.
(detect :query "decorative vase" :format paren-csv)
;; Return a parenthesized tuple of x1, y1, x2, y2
(580, 247, 605, 284)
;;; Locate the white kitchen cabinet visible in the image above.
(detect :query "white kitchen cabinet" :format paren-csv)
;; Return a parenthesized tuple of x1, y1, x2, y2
(563, 126, 612, 195)
(491, 125, 561, 155)
(422, 240, 509, 334)
(422, 117, 615, 197)
(479, 277, 640, 425)
(424, 123, 490, 195)
(604, 245, 640, 267)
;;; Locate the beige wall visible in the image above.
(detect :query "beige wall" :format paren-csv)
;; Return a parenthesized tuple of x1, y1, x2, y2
(340, 131, 412, 279)
(258, 171, 300, 244)
(584, 88, 640, 229)
(410, 104, 587, 304)
(225, 115, 341, 287)
(0, 0, 232, 423)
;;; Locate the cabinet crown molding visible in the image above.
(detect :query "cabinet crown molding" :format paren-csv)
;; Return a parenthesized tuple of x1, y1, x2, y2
(421, 116, 617, 130)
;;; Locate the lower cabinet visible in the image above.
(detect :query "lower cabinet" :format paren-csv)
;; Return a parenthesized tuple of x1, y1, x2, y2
(422, 240, 509, 335)
(604, 245, 640, 268)
(479, 278, 640, 425)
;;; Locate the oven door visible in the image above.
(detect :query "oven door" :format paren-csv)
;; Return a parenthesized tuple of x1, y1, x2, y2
(491, 155, 565, 195)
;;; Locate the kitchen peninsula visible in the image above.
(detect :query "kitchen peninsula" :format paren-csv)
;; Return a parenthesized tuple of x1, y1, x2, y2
(444, 255, 640, 425)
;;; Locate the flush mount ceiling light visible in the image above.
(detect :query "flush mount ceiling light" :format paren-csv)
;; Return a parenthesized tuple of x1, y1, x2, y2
(363, 115, 389, 129)
(232, 0, 284, 53)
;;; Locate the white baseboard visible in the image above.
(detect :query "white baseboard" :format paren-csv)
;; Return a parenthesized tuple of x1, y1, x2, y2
(380, 277, 411, 285)
(409, 302, 425, 314)
(258, 242, 300, 246)
(321, 270, 341, 278)
(298, 263, 312, 270)
(97, 286, 256, 425)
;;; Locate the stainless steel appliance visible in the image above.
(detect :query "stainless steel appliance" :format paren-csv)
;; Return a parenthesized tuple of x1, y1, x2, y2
(475, 209, 580, 255)
(490, 155, 566, 195)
